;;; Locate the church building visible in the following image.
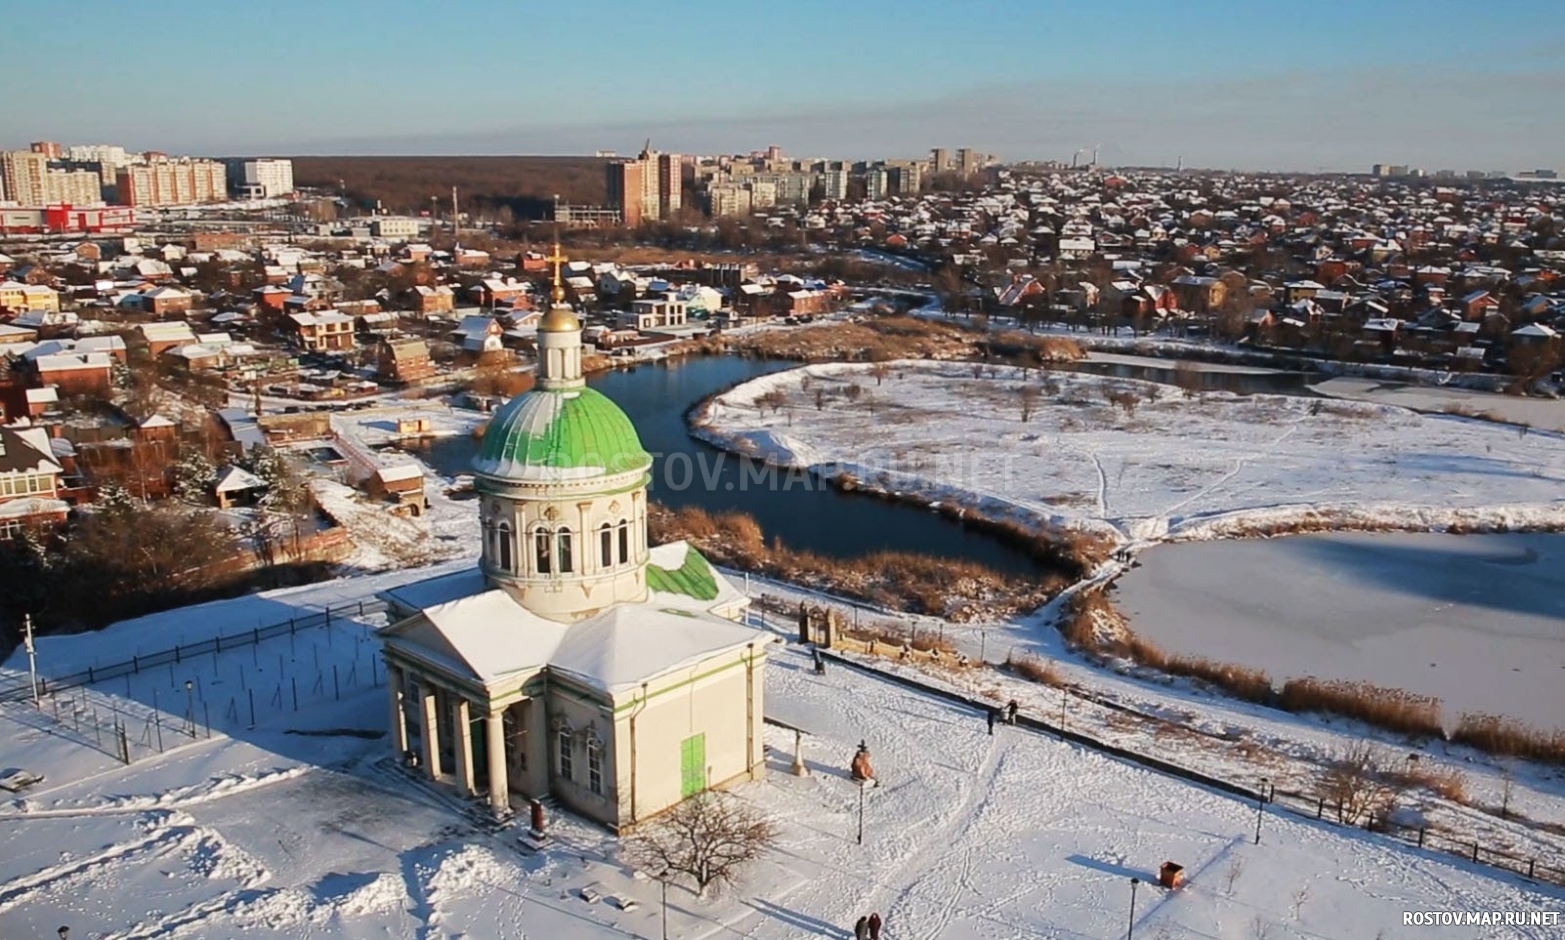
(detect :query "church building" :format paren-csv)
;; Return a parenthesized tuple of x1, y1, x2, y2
(378, 246, 768, 831)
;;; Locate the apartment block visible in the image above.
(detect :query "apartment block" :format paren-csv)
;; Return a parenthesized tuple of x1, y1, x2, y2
(116, 157, 228, 207)
(1, 151, 49, 205)
(242, 158, 295, 198)
(606, 159, 648, 227)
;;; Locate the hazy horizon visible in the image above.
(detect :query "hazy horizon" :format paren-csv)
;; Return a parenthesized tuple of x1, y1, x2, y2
(9, 0, 1565, 173)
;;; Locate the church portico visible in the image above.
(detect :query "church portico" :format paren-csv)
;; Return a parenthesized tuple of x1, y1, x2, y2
(378, 242, 768, 831)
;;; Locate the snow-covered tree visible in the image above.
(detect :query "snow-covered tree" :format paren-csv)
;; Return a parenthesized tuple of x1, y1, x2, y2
(97, 482, 138, 518)
(172, 450, 216, 504)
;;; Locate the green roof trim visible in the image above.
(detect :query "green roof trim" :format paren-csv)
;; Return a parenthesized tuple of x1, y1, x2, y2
(473, 387, 651, 479)
(647, 547, 720, 601)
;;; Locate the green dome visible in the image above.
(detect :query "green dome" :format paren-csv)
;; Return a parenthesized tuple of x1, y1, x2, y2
(473, 387, 651, 482)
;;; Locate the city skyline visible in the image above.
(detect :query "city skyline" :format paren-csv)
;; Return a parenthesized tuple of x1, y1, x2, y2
(6, 0, 1565, 171)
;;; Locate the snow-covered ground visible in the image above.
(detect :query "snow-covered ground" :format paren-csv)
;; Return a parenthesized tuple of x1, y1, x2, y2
(698, 360, 1565, 543)
(2, 590, 1558, 938)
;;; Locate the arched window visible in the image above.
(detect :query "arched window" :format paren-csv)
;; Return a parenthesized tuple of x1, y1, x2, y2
(557, 527, 574, 574)
(535, 527, 552, 574)
(496, 522, 512, 571)
(600, 524, 613, 568)
(617, 519, 630, 565)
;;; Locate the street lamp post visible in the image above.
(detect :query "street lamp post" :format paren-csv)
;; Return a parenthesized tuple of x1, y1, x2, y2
(857, 779, 866, 845)
(1254, 777, 1269, 845)
(23, 614, 39, 708)
(659, 871, 669, 940)
(1127, 877, 1140, 940)
(185, 680, 195, 736)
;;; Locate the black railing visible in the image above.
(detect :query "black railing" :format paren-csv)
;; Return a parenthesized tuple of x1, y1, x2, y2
(0, 599, 387, 704)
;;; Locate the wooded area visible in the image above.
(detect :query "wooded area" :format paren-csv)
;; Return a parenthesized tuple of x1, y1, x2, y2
(290, 155, 612, 220)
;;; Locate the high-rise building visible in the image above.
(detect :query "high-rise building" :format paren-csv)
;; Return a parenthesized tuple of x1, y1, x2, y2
(820, 165, 849, 201)
(29, 141, 63, 159)
(606, 159, 649, 227)
(888, 161, 922, 195)
(766, 144, 784, 163)
(2, 151, 50, 205)
(656, 152, 681, 218)
(930, 148, 950, 173)
(608, 147, 682, 225)
(956, 148, 983, 177)
(67, 143, 129, 166)
(46, 168, 103, 206)
(706, 184, 753, 217)
(866, 166, 891, 201)
(115, 157, 228, 207)
(242, 158, 295, 198)
(1, 151, 105, 206)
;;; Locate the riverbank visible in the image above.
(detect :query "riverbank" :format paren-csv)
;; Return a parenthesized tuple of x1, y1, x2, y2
(648, 503, 1078, 622)
(697, 360, 1565, 543)
(675, 315, 1083, 365)
(696, 358, 1565, 748)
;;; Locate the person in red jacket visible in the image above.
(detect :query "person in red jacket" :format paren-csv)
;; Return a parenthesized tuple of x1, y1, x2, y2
(867, 911, 883, 940)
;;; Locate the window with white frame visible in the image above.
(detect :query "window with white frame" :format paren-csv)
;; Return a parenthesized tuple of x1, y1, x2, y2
(588, 741, 603, 795)
(557, 727, 573, 780)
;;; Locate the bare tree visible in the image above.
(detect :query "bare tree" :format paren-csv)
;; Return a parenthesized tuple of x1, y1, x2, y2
(1223, 857, 1245, 895)
(1317, 740, 1400, 827)
(1291, 884, 1311, 921)
(756, 389, 788, 416)
(1018, 385, 1041, 423)
(626, 792, 776, 898)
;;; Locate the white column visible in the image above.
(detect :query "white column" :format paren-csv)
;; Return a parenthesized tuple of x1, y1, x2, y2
(487, 707, 509, 817)
(455, 698, 477, 797)
(420, 685, 441, 781)
(388, 663, 408, 756)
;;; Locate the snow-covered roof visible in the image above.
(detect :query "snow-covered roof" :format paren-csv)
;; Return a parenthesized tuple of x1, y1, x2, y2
(380, 544, 759, 695)
(214, 465, 266, 493)
(376, 464, 424, 483)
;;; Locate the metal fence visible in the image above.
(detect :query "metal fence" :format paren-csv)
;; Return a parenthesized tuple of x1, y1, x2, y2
(0, 599, 387, 705)
(821, 647, 1565, 891)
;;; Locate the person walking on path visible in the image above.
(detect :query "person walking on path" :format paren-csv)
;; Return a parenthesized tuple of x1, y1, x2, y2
(855, 915, 870, 940)
(986, 707, 997, 735)
(868, 911, 883, 940)
(1005, 699, 1019, 725)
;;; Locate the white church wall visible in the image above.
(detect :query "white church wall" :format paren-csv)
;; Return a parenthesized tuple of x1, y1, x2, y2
(613, 643, 767, 828)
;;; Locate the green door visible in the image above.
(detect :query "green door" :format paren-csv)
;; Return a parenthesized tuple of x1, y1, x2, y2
(680, 733, 706, 797)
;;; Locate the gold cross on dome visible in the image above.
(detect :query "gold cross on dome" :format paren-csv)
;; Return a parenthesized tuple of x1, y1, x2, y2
(547, 238, 568, 303)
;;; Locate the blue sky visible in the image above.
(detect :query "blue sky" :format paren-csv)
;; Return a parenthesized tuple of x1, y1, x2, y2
(6, 0, 1563, 170)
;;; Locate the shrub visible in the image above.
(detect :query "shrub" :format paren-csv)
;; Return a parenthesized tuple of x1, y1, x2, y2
(1006, 652, 1064, 687)
(1451, 713, 1565, 764)
(1279, 678, 1444, 739)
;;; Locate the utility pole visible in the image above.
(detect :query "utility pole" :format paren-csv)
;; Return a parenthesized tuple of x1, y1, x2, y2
(23, 613, 39, 708)
(451, 186, 459, 238)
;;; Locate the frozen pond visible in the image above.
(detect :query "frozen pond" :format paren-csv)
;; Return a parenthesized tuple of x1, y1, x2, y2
(1115, 532, 1565, 730)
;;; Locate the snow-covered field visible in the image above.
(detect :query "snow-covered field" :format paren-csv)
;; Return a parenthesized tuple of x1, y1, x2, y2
(3, 596, 1558, 938)
(697, 360, 1565, 544)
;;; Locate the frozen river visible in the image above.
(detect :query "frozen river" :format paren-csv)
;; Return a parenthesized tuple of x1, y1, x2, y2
(1115, 531, 1565, 731)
